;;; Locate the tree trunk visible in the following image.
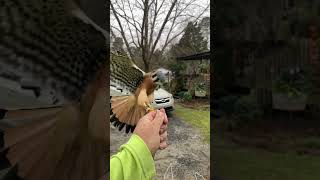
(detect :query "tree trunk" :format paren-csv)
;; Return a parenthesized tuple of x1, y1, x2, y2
(144, 62, 150, 72)
(142, 54, 150, 72)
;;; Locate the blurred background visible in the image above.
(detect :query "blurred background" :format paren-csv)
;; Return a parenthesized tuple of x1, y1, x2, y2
(213, 1, 320, 180)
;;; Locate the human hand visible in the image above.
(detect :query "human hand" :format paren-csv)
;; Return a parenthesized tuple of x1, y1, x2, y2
(133, 109, 167, 156)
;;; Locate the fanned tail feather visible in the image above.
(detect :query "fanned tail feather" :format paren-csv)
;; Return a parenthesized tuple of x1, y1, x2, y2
(0, 107, 108, 180)
(110, 95, 145, 133)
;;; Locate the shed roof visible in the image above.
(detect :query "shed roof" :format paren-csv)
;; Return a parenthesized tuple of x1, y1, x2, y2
(176, 51, 211, 61)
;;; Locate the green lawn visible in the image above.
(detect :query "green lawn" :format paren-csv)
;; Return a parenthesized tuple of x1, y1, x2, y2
(174, 103, 210, 143)
(214, 135, 320, 180)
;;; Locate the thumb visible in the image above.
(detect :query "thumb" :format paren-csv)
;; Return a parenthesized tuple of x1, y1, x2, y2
(153, 110, 164, 128)
(145, 110, 157, 119)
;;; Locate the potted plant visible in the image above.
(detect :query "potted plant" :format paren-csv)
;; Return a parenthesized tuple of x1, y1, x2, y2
(272, 67, 312, 111)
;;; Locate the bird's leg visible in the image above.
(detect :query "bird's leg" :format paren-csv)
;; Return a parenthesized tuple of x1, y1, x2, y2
(144, 102, 155, 112)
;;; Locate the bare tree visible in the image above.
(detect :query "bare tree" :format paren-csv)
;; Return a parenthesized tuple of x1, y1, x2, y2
(111, 0, 209, 71)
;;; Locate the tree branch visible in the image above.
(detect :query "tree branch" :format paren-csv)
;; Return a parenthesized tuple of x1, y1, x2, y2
(160, 28, 185, 54)
(150, 0, 178, 56)
(110, 3, 134, 59)
(128, 0, 143, 46)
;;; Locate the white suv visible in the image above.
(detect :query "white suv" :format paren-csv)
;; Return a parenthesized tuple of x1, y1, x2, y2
(151, 88, 174, 111)
(110, 85, 174, 111)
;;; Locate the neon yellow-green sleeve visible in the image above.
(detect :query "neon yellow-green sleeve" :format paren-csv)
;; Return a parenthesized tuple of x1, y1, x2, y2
(110, 134, 156, 180)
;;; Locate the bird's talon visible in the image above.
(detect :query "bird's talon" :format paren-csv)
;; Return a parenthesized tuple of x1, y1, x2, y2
(145, 103, 155, 112)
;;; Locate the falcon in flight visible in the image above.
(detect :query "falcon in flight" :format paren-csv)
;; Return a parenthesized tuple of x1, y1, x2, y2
(110, 52, 160, 133)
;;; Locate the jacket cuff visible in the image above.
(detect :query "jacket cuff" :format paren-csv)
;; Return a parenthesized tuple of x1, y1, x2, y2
(125, 133, 156, 179)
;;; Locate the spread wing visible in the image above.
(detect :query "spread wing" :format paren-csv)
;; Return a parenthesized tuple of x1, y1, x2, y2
(110, 52, 145, 94)
(0, 0, 108, 109)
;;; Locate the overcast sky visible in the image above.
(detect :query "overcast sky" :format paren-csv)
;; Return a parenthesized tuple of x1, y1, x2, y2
(110, 0, 210, 51)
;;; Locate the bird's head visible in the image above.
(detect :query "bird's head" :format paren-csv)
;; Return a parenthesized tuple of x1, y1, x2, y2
(143, 70, 160, 95)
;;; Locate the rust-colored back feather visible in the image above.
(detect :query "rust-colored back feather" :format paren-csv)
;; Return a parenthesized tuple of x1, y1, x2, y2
(110, 74, 157, 132)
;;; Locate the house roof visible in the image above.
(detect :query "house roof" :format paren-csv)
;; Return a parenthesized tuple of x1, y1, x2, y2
(176, 51, 211, 61)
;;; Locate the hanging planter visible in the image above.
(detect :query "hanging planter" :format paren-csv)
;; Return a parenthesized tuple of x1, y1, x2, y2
(195, 89, 206, 97)
(272, 92, 307, 111)
(272, 67, 311, 111)
(195, 82, 206, 97)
